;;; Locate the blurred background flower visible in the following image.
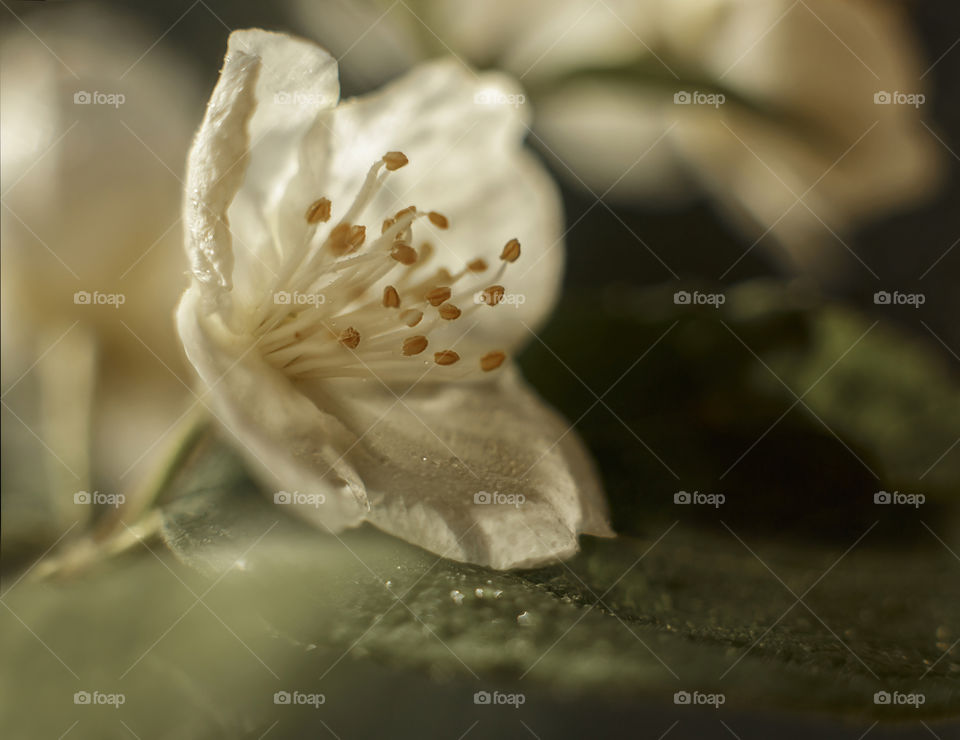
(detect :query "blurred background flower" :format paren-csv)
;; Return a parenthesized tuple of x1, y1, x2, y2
(1, 6, 202, 551)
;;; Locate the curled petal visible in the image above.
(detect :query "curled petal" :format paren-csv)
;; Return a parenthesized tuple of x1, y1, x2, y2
(184, 29, 339, 319)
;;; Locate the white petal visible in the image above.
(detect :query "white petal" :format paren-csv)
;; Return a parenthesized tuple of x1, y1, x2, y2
(184, 29, 339, 317)
(176, 289, 369, 530)
(298, 368, 613, 570)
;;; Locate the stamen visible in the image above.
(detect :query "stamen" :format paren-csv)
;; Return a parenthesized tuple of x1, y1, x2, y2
(500, 238, 521, 262)
(481, 285, 505, 306)
(305, 197, 332, 224)
(382, 151, 409, 171)
(434, 350, 460, 366)
(480, 351, 506, 371)
(425, 286, 452, 306)
(339, 327, 361, 349)
(391, 243, 418, 265)
(402, 335, 428, 355)
(259, 152, 524, 383)
(382, 285, 400, 308)
(438, 303, 461, 320)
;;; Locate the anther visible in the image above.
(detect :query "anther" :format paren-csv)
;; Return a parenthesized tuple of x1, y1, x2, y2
(425, 286, 452, 306)
(467, 258, 487, 272)
(428, 211, 449, 229)
(382, 285, 401, 308)
(401, 309, 423, 327)
(339, 327, 361, 349)
(326, 223, 352, 255)
(402, 335, 428, 356)
(481, 285, 505, 306)
(305, 197, 332, 224)
(480, 351, 506, 371)
(391, 243, 418, 265)
(327, 223, 367, 256)
(382, 218, 395, 235)
(434, 350, 460, 366)
(438, 303, 461, 320)
(394, 205, 417, 220)
(382, 151, 409, 171)
(347, 225, 366, 253)
(500, 238, 521, 262)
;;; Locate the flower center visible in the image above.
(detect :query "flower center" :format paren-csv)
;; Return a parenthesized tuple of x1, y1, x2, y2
(251, 152, 520, 382)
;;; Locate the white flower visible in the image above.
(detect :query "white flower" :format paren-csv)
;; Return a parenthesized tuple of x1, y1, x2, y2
(294, 0, 942, 272)
(176, 30, 612, 569)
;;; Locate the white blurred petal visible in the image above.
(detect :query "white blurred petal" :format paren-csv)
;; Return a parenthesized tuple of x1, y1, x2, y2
(0, 7, 202, 493)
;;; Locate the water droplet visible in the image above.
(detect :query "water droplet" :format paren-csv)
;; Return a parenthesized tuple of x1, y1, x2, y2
(421, 456, 428, 462)
(493, 589, 504, 599)
(474, 588, 485, 599)
(516, 611, 532, 627)
(450, 590, 464, 606)
(384, 580, 393, 588)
